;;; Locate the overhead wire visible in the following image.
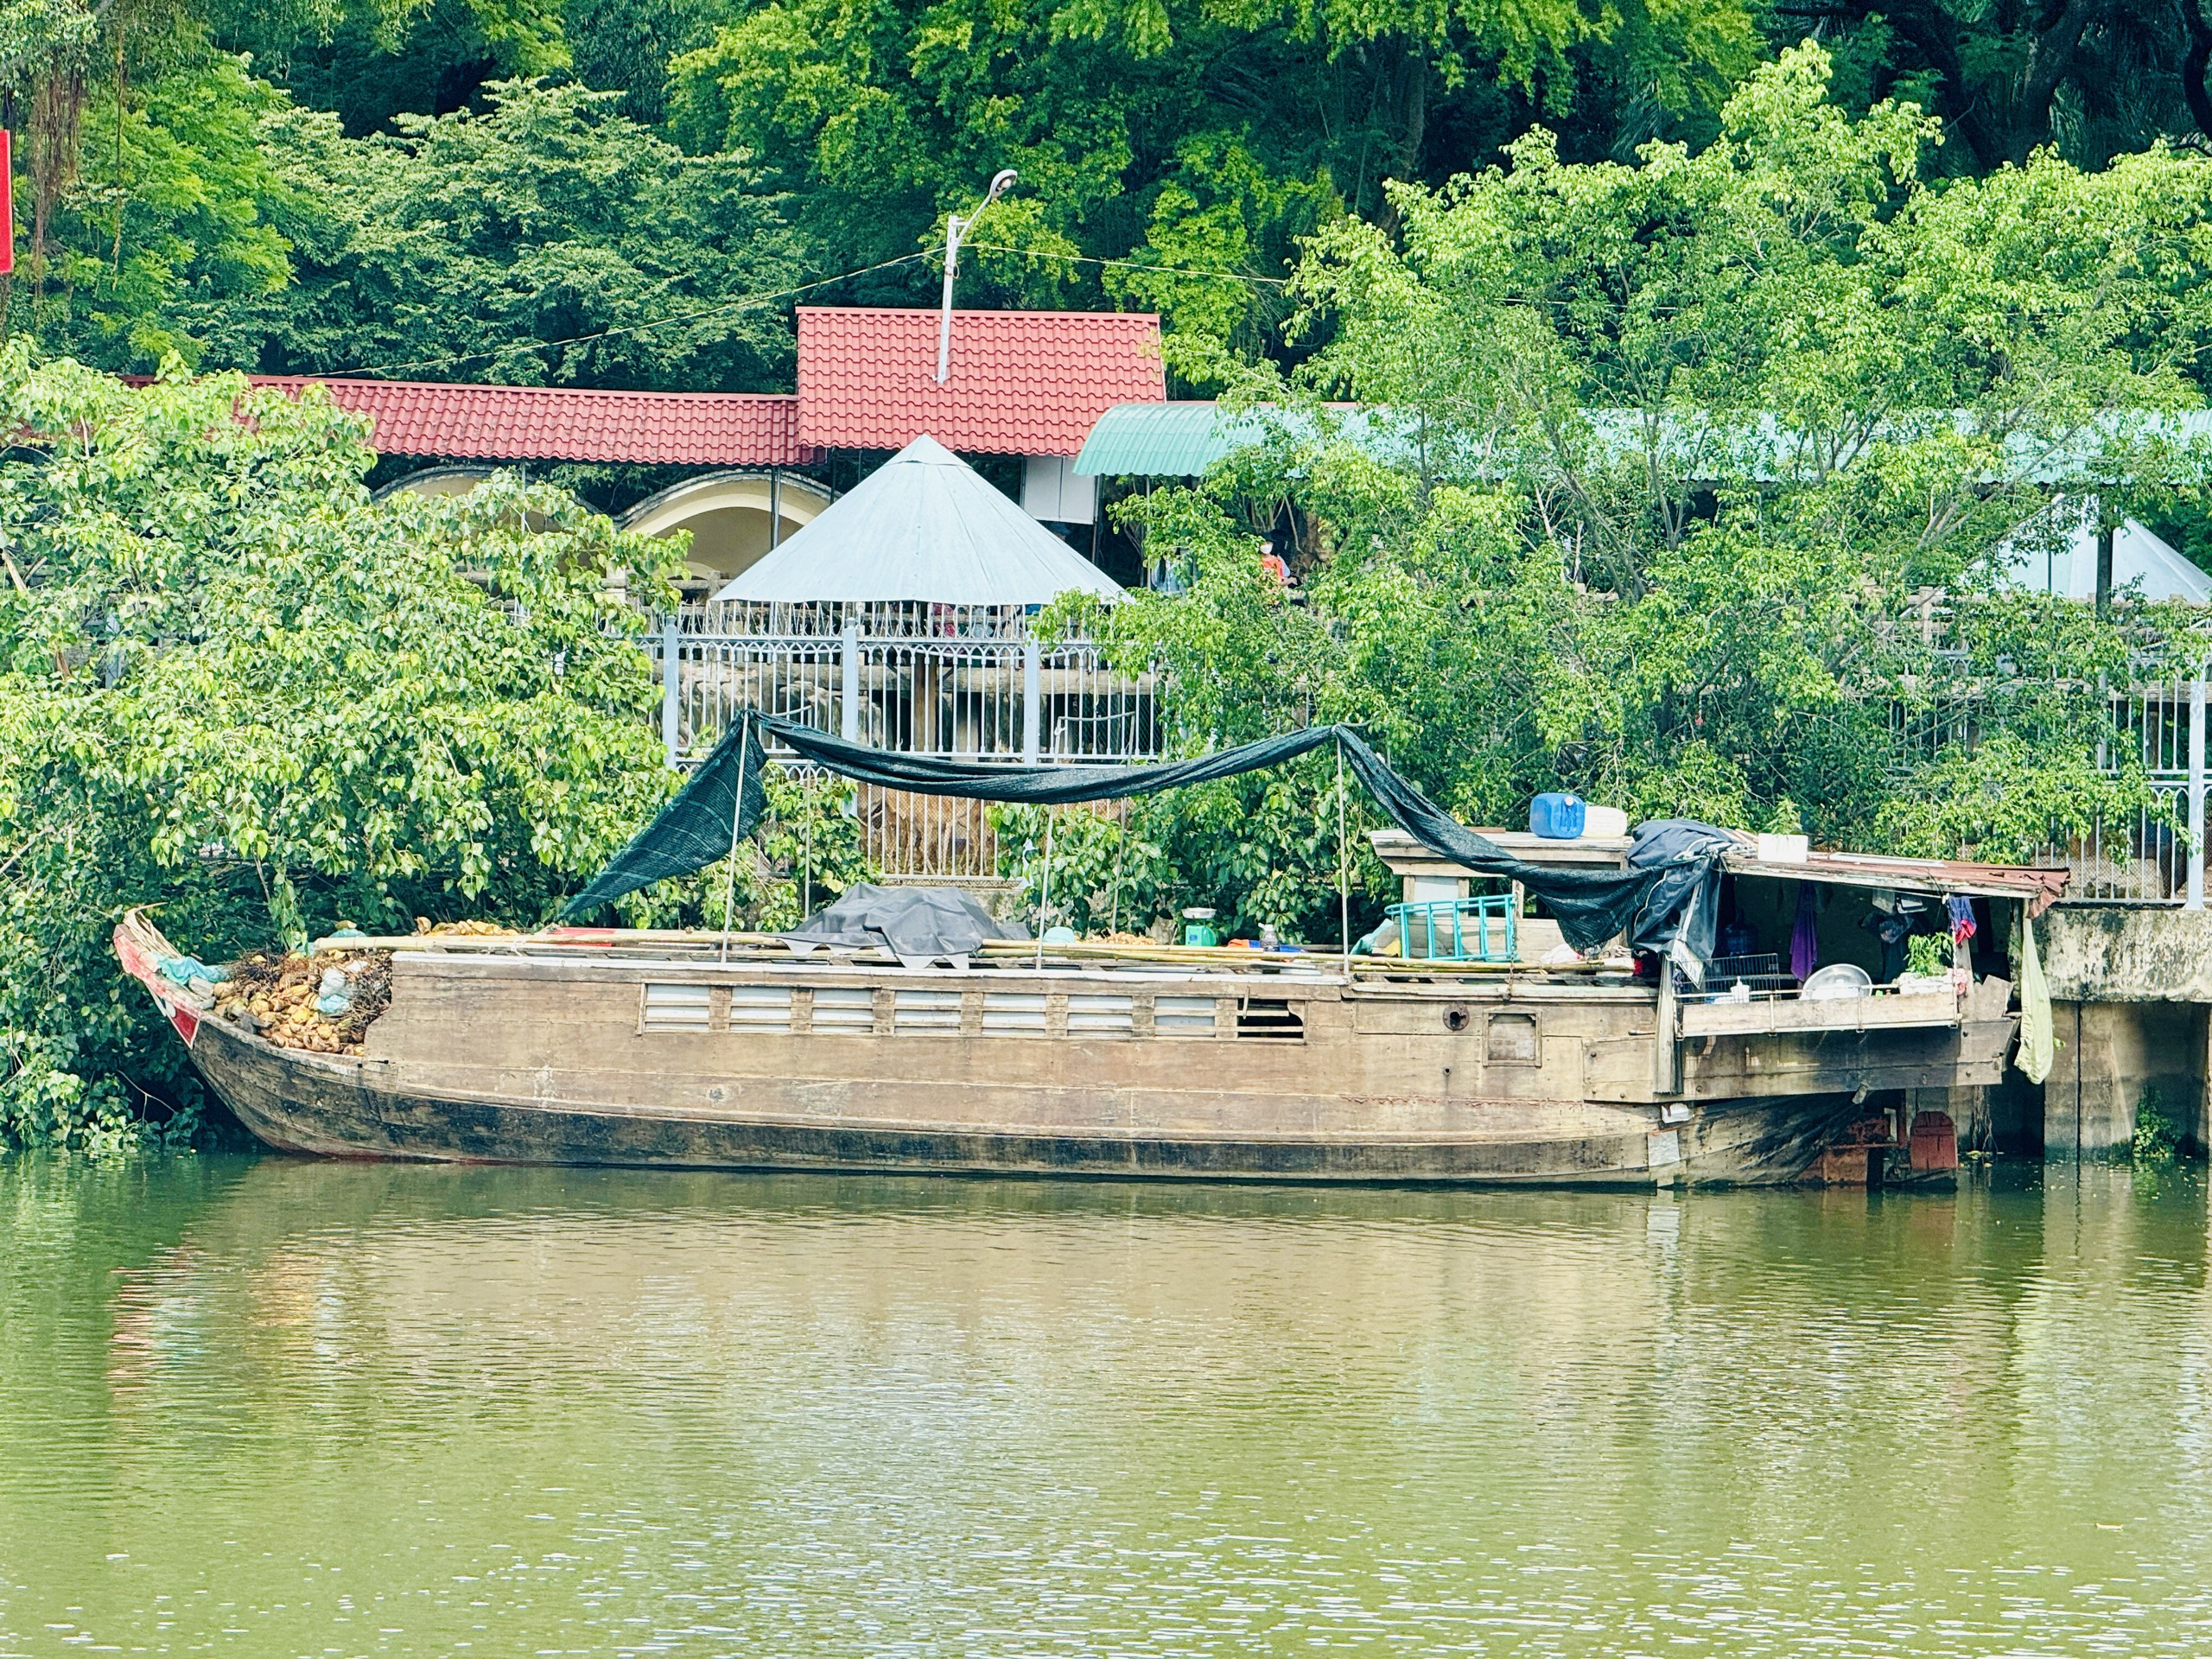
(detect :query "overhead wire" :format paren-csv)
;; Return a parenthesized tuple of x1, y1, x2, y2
(326, 250, 935, 379)
(961, 244, 1290, 286)
(319, 241, 1288, 382)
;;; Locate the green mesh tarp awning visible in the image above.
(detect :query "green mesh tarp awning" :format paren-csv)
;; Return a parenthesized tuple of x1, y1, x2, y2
(560, 715, 770, 920)
(561, 715, 1688, 956)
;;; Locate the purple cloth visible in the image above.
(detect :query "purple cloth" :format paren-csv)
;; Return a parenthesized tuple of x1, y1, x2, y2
(1789, 881, 1819, 982)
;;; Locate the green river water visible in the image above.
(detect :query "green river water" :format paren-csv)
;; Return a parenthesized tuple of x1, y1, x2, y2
(3, 1155, 2210, 1656)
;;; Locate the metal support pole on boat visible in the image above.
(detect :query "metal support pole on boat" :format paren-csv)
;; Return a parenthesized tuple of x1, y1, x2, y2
(1652, 921, 1684, 1097)
(2189, 673, 2206, 911)
(803, 781, 815, 921)
(841, 622, 861, 742)
(660, 615, 680, 769)
(1035, 807, 1055, 969)
(721, 714, 752, 963)
(1336, 737, 1351, 976)
(1108, 804, 1127, 938)
(1022, 639, 1041, 764)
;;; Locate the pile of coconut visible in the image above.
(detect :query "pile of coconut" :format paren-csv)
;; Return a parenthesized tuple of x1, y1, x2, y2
(213, 949, 392, 1056)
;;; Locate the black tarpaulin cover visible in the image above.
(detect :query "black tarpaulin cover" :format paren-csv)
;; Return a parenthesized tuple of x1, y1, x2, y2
(1624, 819, 1738, 984)
(561, 712, 1726, 959)
(785, 883, 1030, 963)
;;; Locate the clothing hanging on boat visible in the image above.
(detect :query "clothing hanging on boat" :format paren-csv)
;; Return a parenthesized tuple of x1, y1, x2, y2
(2017, 906, 2054, 1084)
(559, 713, 1732, 962)
(1789, 881, 1819, 982)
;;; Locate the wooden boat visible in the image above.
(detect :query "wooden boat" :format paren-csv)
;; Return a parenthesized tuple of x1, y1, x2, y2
(114, 853, 2048, 1185)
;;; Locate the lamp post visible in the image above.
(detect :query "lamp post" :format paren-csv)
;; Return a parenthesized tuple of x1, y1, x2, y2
(937, 168, 1018, 384)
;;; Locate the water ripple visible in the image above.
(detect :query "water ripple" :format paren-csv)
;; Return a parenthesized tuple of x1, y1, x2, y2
(1, 1158, 2208, 1656)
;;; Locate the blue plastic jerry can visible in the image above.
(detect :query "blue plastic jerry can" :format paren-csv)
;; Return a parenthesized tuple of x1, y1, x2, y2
(1529, 791, 1586, 839)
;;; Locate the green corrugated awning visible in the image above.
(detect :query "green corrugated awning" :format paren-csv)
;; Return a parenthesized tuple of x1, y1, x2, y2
(1077, 403, 2212, 485)
(1074, 402, 1240, 476)
(1075, 401, 1418, 476)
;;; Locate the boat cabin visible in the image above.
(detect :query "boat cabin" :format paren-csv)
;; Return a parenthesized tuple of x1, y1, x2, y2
(1369, 825, 2066, 1103)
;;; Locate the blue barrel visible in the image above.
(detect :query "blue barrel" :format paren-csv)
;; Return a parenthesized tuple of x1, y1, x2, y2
(1529, 791, 1586, 839)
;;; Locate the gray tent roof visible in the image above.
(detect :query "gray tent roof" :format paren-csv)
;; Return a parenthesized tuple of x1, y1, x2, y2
(714, 434, 1124, 606)
(1997, 499, 2212, 604)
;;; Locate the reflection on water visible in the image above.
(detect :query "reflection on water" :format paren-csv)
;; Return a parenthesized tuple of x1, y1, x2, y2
(3, 1156, 2210, 1656)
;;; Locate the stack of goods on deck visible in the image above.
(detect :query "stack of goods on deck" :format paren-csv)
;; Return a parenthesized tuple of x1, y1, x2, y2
(213, 949, 392, 1056)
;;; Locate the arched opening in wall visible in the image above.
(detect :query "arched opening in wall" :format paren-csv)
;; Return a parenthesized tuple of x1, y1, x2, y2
(372, 463, 501, 503)
(621, 470, 835, 603)
(370, 464, 567, 533)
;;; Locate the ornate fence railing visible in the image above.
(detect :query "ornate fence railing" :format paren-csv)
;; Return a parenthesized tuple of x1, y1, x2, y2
(645, 604, 1159, 880)
(1891, 671, 2209, 907)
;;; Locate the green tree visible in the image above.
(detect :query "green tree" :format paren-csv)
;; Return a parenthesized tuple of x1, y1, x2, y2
(1788, 0, 2212, 173)
(664, 0, 1759, 385)
(1071, 47, 2212, 936)
(8, 50, 299, 368)
(251, 79, 801, 387)
(211, 0, 570, 135)
(563, 0, 723, 121)
(0, 353, 689, 1151)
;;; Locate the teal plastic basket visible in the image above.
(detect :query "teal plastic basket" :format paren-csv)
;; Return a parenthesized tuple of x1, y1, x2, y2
(1385, 893, 1518, 963)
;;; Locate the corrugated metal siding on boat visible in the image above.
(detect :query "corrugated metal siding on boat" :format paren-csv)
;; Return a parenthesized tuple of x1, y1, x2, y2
(728, 986, 792, 1033)
(893, 988, 963, 1033)
(643, 983, 713, 1033)
(1068, 994, 1135, 1037)
(813, 988, 874, 1032)
(982, 992, 1048, 1035)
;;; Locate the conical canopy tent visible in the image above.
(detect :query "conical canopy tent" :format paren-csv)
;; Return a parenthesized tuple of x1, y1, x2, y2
(713, 434, 1124, 607)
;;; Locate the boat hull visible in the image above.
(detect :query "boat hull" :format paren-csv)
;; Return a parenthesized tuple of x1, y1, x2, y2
(172, 1002, 1887, 1186)
(120, 918, 2008, 1186)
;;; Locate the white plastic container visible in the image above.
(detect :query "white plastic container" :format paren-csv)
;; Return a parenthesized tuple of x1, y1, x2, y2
(1756, 832, 1810, 863)
(1578, 805, 1630, 839)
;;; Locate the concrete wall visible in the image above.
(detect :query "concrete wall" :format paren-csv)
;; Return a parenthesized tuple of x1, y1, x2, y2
(2041, 909, 2212, 1003)
(2031, 910, 2212, 1157)
(2042, 999, 2207, 1157)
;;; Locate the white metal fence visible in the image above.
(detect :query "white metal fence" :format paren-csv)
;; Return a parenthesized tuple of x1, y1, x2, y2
(647, 607, 1160, 881)
(2062, 677, 2206, 906)
(645, 610, 2212, 905)
(1893, 674, 2209, 906)
(651, 620, 1160, 767)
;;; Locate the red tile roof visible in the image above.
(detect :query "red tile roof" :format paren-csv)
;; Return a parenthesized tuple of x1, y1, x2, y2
(795, 308, 1165, 456)
(249, 378, 810, 467)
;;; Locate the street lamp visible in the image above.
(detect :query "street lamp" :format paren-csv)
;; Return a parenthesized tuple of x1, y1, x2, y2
(937, 168, 1019, 384)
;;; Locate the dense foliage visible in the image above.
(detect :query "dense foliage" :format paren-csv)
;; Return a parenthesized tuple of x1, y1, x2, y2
(0, 359, 690, 1149)
(1021, 54, 2212, 942)
(10, 0, 2212, 386)
(254, 80, 800, 387)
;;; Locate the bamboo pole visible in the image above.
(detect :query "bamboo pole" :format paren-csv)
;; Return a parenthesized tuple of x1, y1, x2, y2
(720, 713, 752, 964)
(1336, 737, 1351, 978)
(302, 927, 1610, 978)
